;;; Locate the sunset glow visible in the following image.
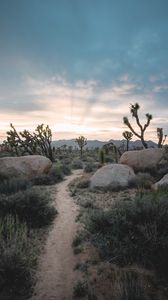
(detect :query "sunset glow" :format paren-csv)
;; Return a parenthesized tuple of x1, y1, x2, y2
(0, 1, 168, 142)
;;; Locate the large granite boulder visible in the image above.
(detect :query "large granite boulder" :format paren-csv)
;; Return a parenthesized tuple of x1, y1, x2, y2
(119, 148, 168, 172)
(153, 173, 168, 190)
(90, 163, 135, 190)
(0, 155, 52, 179)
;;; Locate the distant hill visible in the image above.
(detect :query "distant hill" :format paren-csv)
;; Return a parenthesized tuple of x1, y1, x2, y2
(52, 139, 158, 149)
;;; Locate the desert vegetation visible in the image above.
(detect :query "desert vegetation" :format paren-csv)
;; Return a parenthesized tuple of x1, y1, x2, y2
(123, 102, 153, 149)
(0, 176, 57, 300)
(0, 102, 168, 299)
(70, 171, 168, 299)
(68, 111, 168, 299)
(5, 123, 54, 161)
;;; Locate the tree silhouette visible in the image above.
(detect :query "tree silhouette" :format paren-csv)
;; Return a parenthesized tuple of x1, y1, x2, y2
(123, 103, 152, 148)
(6, 123, 54, 161)
(157, 128, 167, 148)
(122, 131, 133, 151)
(75, 136, 87, 157)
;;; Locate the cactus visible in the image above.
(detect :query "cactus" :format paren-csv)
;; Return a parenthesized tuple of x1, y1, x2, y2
(99, 148, 105, 165)
(123, 103, 152, 149)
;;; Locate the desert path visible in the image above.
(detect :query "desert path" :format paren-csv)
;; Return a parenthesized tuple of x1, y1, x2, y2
(31, 170, 82, 300)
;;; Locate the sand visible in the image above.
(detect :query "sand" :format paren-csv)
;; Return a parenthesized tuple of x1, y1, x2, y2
(31, 170, 82, 300)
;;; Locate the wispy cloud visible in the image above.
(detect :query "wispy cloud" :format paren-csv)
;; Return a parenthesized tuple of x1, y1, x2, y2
(0, 74, 167, 141)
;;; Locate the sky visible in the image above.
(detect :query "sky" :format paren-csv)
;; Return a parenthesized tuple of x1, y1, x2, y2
(0, 0, 168, 141)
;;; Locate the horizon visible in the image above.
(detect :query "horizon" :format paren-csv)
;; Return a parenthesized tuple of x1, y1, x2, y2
(0, 0, 168, 142)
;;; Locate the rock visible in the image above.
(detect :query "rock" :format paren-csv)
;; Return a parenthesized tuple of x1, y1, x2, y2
(153, 173, 168, 190)
(0, 155, 52, 179)
(90, 163, 135, 190)
(119, 148, 168, 172)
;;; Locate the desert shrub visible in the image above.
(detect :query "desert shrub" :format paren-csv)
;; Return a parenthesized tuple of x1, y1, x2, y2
(31, 162, 68, 185)
(84, 162, 100, 173)
(129, 172, 154, 189)
(0, 174, 8, 181)
(81, 199, 95, 209)
(0, 178, 30, 195)
(94, 162, 102, 169)
(0, 216, 36, 300)
(105, 156, 114, 163)
(157, 165, 168, 181)
(84, 163, 94, 173)
(60, 157, 72, 165)
(76, 179, 90, 189)
(86, 191, 168, 277)
(157, 184, 168, 193)
(73, 280, 88, 298)
(48, 164, 64, 182)
(31, 174, 55, 185)
(82, 156, 95, 163)
(0, 187, 57, 228)
(60, 163, 71, 175)
(71, 159, 83, 169)
(49, 163, 63, 181)
(73, 246, 83, 255)
(72, 235, 83, 248)
(112, 267, 157, 300)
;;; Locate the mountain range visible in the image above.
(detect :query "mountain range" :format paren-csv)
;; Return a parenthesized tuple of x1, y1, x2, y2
(52, 139, 158, 149)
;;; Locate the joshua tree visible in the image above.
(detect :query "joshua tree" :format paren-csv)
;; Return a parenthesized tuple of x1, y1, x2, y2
(157, 128, 167, 148)
(122, 131, 133, 151)
(123, 103, 152, 149)
(75, 136, 87, 157)
(6, 123, 54, 161)
(102, 142, 120, 162)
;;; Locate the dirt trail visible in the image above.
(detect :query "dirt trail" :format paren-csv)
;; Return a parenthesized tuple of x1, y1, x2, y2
(31, 170, 82, 300)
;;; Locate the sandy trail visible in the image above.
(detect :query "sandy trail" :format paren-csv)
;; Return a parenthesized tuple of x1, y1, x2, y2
(31, 170, 82, 300)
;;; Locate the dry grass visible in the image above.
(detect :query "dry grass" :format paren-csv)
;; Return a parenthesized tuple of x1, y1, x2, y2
(69, 176, 168, 300)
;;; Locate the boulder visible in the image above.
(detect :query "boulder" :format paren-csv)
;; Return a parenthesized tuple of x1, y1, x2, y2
(0, 155, 52, 179)
(119, 148, 168, 172)
(90, 163, 135, 190)
(153, 173, 168, 190)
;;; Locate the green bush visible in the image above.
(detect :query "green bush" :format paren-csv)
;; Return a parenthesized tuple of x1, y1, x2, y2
(60, 163, 71, 175)
(0, 187, 57, 228)
(32, 163, 67, 185)
(76, 179, 90, 189)
(71, 159, 83, 169)
(32, 162, 64, 185)
(84, 163, 94, 173)
(72, 231, 87, 249)
(0, 178, 30, 195)
(60, 157, 72, 165)
(47, 164, 64, 183)
(129, 172, 154, 189)
(86, 190, 168, 277)
(31, 174, 55, 185)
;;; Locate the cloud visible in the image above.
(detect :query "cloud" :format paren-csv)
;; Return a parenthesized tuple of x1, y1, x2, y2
(0, 0, 168, 141)
(0, 74, 167, 142)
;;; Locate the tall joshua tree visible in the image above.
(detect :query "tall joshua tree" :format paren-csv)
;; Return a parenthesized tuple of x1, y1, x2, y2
(75, 136, 87, 157)
(157, 128, 167, 148)
(123, 103, 152, 149)
(6, 123, 54, 161)
(122, 131, 133, 151)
